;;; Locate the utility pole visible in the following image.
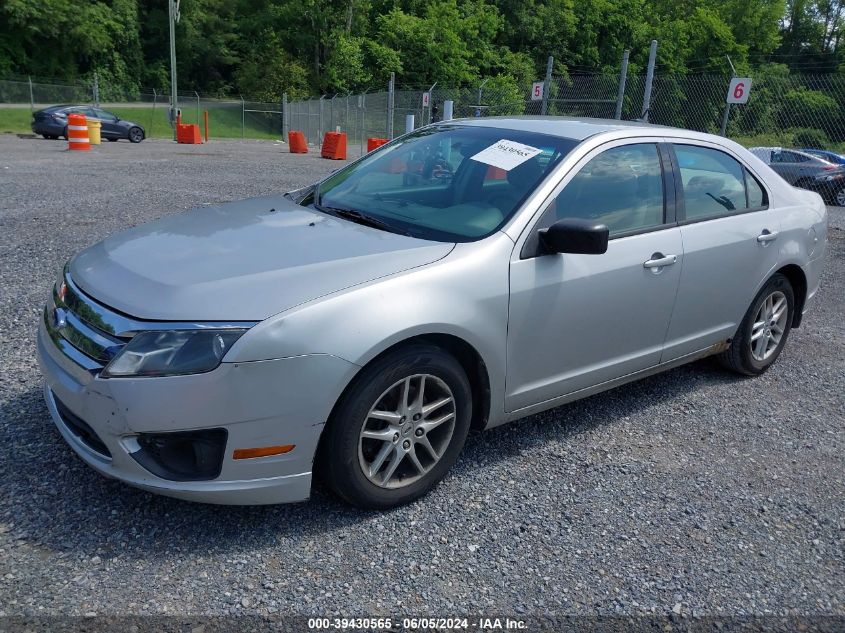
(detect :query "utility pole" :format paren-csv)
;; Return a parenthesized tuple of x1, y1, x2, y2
(168, 0, 181, 140)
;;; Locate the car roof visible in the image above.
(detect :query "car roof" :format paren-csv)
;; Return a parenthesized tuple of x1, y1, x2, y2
(445, 116, 668, 141)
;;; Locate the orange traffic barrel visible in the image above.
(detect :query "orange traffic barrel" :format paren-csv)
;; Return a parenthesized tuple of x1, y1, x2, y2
(67, 113, 90, 151)
(321, 131, 347, 160)
(289, 130, 308, 153)
(367, 137, 388, 152)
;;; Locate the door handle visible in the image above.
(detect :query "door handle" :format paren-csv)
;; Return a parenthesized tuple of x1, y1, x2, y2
(757, 230, 779, 243)
(643, 254, 678, 269)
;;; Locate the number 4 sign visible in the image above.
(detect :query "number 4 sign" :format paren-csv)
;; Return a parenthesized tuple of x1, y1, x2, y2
(727, 78, 752, 104)
(531, 81, 544, 101)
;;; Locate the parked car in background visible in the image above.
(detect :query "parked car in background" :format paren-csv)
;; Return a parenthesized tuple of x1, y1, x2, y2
(31, 105, 145, 143)
(38, 119, 827, 509)
(750, 146, 845, 206)
(801, 148, 845, 165)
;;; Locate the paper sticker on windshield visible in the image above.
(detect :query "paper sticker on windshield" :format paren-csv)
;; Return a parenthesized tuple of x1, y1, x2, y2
(470, 139, 543, 171)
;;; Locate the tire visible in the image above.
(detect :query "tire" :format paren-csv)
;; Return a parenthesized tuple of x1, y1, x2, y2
(835, 186, 845, 207)
(128, 127, 144, 143)
(62, 126, 68, 140)
(717, 273, 794, 376)
(321, 344, 472, 509)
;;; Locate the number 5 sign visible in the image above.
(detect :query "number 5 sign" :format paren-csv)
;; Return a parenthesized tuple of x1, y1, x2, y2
(531, 81, 544, 101)
(727, 78, 752, 104)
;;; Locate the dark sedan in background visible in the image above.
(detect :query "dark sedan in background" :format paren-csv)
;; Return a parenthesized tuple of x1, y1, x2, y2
(802, 148, 845, 165)
(750, 146, 845, 206)
(32, 105, 145, 143)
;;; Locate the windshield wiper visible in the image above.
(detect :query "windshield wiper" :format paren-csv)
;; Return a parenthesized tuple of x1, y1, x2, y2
(314, 202, 412, 236)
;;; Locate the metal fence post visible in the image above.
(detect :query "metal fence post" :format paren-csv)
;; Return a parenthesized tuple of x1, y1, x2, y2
(329, 93, 337, 132)
(360, 91, 367, 157)
(388, 72, 395, 139)
(720, 56, 737, 137)
(615, 50, 630, 120)
(541, 56, 553, 115)
(151, 88, 157, 139)
(28, 76, 34, 112)
(478, 78, 489, 107)
(427, 82, 437, 124)
(282, 92, 288, 140)
(93, 71, 99, 106)
(194, 91, 200, 125)
(319, 95, 325, 141)
(241, 95, 245, 139)
(641, 40, 658, 121)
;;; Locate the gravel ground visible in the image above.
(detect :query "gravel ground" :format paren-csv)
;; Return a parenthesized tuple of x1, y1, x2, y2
(0, 134, 843, 620)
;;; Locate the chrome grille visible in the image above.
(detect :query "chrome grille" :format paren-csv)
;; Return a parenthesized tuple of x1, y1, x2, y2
(46, 275, 129, 369)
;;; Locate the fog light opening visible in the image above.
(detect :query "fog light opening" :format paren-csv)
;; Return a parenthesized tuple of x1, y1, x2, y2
(132, 428, 227, 481)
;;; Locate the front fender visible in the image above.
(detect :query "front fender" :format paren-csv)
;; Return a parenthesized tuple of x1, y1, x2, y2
(227, 233, 514, 422)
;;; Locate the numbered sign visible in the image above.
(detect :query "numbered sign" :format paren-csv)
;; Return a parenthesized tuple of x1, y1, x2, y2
(422, 92, 430, 107)
(531, 81, 544, 101)
(727, 78, 752, 104)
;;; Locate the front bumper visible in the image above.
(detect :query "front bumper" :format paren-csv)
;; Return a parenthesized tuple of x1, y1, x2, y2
(36, 316, 358, 505)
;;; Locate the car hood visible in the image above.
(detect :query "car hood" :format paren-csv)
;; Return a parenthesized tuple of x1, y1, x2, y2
(70, 194, 454, 321)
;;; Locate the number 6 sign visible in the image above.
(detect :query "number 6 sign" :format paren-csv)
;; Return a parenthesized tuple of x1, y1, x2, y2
(727, 77, 752, 104)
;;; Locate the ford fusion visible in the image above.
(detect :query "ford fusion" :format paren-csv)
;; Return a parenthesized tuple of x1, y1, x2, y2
(37, 118, 827, 509)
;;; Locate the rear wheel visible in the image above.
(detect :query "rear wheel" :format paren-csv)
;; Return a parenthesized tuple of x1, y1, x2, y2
(717, 273, 794, 376)
(835, 186, 845, 207)
(128, 127, 144, 143)
(321, 344, 472, 509)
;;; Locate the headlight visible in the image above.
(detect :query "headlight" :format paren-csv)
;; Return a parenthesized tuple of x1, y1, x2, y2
(101, 329, 247, 378)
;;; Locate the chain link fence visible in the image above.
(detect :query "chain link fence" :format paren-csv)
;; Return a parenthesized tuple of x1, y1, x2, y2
(3, 72, 845, 151)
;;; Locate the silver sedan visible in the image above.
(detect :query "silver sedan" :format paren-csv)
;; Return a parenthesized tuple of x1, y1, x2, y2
(37, 118, 828, 509)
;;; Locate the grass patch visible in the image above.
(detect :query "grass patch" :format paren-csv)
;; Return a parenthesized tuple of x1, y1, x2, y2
(0, 108, 36, 134)
(0, 105, 283, 141)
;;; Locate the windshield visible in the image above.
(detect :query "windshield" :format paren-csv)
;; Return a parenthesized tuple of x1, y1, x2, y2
(314, 124, 579, 242)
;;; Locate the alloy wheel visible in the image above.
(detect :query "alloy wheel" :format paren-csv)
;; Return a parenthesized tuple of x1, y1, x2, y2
(358, 374, 456, 489)
(750, 290, 789, 362)
(836, 188, 845, 207)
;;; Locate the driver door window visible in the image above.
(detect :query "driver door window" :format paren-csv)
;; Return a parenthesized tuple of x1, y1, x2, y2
(542, 143, 666, 237)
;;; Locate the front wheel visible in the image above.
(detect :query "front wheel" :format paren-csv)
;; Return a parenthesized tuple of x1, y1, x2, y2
(128, 127, 144, 143)
(834, 186, 845, 207)
(321, 344, 472, 509)
(717, 273, 794, 376)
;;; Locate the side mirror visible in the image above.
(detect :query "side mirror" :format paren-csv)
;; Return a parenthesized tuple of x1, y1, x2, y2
(539, 218, 609, 255)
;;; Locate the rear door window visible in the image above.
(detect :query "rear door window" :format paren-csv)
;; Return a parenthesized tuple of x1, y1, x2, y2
(674, 144, 767, 220)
